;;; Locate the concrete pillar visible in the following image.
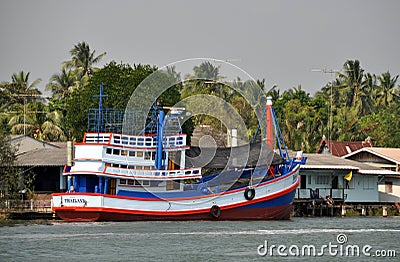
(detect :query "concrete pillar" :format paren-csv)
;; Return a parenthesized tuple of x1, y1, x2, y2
(67, 141, 73, 166)
(341, 205, 346, 217)
(382, 206, 388, 217)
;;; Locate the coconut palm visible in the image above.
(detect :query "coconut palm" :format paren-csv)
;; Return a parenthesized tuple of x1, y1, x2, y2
(46, 68, 79, 100)
(337, 60, 365, 108)
(376, 71, 399, 107)
(7, 71, 42, 103)
(63, 41, 106, 78)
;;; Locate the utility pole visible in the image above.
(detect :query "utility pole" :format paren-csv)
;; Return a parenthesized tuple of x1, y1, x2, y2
(11, 93, 42, 136)
(312, 68, 340, 145)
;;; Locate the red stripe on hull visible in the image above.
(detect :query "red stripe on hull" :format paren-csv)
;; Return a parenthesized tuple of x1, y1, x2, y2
(55, 204, 292, 222)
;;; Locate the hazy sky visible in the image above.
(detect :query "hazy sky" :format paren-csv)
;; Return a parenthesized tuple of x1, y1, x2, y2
(1, 0, 399, 96)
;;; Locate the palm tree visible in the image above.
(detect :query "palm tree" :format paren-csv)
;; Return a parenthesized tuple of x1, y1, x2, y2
(337, 60, 365, 108)
(63, 41, 106, 78)
(7, 71, 42, 103)
(376, 71, 399, 107)
(359, 73, 376, 115)
(46, 68, 78, 100)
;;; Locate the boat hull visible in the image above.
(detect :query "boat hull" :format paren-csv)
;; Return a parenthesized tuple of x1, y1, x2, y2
(53, 166, 300, 222)
(55, 204, 293, 221)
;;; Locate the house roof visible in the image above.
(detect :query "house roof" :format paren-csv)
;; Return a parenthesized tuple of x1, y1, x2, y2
(10, 135, 63, 154)
(343, 147, 400, 164)
(301, 153, 398, 176)
(315, 136, 373, 157)
(16, 148, 67, 167)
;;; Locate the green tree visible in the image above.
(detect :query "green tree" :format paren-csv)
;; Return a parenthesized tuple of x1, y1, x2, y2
(375, 71, 399, 108)
(0, 136, 35, 201)
(337, 60, 365, 108)
(65, 61, 164, 140)
(63, 41, 106, 79)
(359, 104, 400, 147)
(46, 68, 80, 100)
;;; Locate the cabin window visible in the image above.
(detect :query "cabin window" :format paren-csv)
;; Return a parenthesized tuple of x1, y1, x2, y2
(143, 166, 150, 170)
(137, 152, 143, 157)
(134, 180, 141, 186)
(308, 175, 311, 185)
(122, 136, 129, 145)
(129, 151, 136, 157)
(120, 164, 127, 169)
(120, 179, 126, 185)
(113, 149, 120, 155)
(151, 152, 156, 160)
(127, 180, 134, 185)
(106, 148, 112, 154)
(114, 135, 120, 144)
(121, 150, 127, 156)
(144, 152, 151, 160)
(142, 180, 150, 186)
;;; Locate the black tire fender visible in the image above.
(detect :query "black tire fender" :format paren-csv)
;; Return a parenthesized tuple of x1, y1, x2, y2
(210, 205, 221, 218)
(244, 187, 255, 200)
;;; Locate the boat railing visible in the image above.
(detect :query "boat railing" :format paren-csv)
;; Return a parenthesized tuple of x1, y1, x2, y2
(85, 133, 111, 143)
(105, 166, 202, 179)
(110, 134, 187, 148)
(84, 132, 187, 149)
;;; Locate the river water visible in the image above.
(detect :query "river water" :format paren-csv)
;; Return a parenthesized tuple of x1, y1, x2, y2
(0, 217, 399, 261)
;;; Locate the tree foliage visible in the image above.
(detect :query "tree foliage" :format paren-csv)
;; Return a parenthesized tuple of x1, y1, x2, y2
(0, 136, 35, 200)
(2, 42, 400, 152)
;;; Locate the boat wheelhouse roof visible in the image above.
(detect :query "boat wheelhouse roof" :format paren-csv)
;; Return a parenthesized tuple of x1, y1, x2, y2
(179, 142, 283, 169)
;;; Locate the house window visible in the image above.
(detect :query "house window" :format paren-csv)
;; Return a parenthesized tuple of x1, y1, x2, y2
(315, 176, 329, 185)
(385, 181, 393, 193)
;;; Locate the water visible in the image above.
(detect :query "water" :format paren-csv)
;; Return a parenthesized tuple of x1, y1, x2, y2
(0, 217, 399, 261)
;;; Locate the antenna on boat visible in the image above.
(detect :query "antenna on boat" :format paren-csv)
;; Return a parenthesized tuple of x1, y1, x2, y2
(93, 83, 107, 142)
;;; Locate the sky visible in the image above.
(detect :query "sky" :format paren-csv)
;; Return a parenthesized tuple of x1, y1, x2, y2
(1, 0, 399, 97)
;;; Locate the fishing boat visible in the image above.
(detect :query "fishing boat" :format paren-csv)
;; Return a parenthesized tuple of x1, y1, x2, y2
(52, 89, 306, 221)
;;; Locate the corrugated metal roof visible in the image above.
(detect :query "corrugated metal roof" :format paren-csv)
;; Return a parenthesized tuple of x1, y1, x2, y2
(315, 137, 372, 157)
(301, 153, 397, 175)
(16, 148, 67, 167)
(345, 147, 400, 164)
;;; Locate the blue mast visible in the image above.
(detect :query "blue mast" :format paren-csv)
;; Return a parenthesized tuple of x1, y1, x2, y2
(155, 109, 165, 169)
